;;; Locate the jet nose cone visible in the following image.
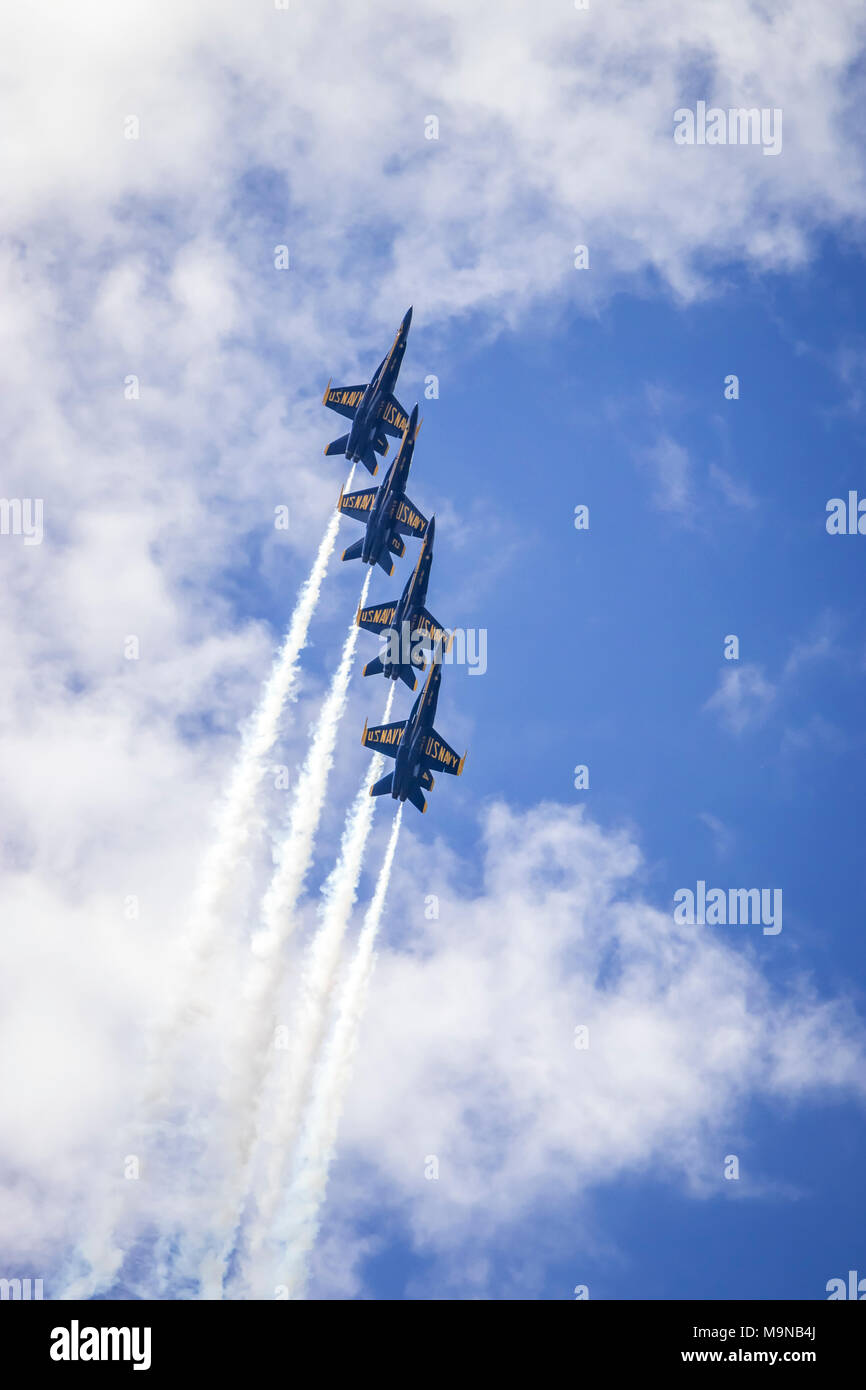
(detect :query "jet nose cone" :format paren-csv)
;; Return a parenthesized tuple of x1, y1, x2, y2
(408, 403, 420, 427)
(426, 515, 436, 544)
(402, 306, 413, 331)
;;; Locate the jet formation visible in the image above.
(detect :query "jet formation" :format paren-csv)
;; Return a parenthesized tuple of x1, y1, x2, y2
(323, 309, 466, 813)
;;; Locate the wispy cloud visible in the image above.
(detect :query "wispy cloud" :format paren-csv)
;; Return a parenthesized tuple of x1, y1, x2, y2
(642, 434, 693, 516)
(705, 616, 844, 736)
(698, 811, 735, 859)
(704, 662, 777, 733)
(708, 462, 758, 512)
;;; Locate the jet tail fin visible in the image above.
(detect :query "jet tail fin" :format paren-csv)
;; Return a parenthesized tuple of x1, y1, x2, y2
(370, 772, 394, 798)
(342, 538, 364, 562)
(406, 781, 427, 814)
(376, 549, 394, 576)
(361, 446, 379, 476)
(324, 434, 349, 457)
(363, 655, 384, 678)
(399, 664, 417, 690)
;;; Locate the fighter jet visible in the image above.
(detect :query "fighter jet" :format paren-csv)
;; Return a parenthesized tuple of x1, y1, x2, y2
(323, 307, 413, 476)
(337, 404, 427, 576)
(355, 516, 450, 690)
(362, 661, 466, 814)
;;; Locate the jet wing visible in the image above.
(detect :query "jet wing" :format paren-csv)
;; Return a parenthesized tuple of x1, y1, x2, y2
(422, 729, 466, 776)
(379, 393, 411, 438)
(338, 487, 378, 523)
(323, 383, 367, 420)
(414, 606, 451, 651)
(392, 495, 428, 538)
(357, 601, 398, 635)
(362, 719, 406, 758)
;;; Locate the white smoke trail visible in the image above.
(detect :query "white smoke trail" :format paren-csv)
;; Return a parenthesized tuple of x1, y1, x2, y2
(163, 487, 353, 1039)
(273, 805, 404, 1300)
(198, 566, 372, 1296)
(59, 497, 351, 1300)
(238, 684, 396, 1291)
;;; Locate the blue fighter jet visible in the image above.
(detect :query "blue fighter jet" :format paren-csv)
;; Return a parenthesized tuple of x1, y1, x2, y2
(337, 404, 427, 576)
(323, 308, 413, 476)
(361, 661, 466, 815)
(356, 516, 450, 690)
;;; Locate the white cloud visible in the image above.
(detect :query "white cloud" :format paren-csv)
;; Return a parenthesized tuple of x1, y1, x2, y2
(705, 618, 844, 736)
(698, 811, 735, 859)
(704, 662, 777, 733)
(783, 615, 841, 678)
(709, 462, 758, 512)
(299, 801, 865, 1294)
(641, 433, 693, 514)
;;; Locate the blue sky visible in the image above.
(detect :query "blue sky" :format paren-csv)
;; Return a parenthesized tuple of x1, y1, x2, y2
(2, 1, 865, 1304)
